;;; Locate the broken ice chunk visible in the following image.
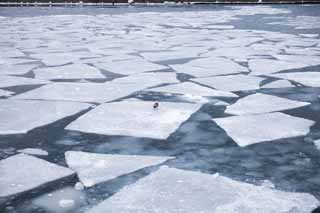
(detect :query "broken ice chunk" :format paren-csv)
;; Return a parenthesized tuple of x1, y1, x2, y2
(213, 112, 314, 147)
(33, 64, 105, 80)
(88, 167, 319, 213)
(140, 51, 199, 62)
(192, 74, 263, 92)
(225, 93, 310, 115)
(17, 148, 48, 156)
(65, 151, 174, 187)
(0, 64, 38, 76)
(95, 59, 168, 75)
(269, 72, 320, 87)
(32, 186, 86, 212)
(147, 82, 238, 98)
(65, 101, 201, 139)
(0, 99, 92, 135)
(249, 59, 307, 75)
(0, 154, 75, 204)
(261, 80, 294, 89)
(0, 89, 14, 97)
(170, 57, 248, 78)
(0, 76, 49, 88)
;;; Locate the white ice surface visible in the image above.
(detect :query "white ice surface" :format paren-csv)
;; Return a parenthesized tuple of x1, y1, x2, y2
(66, 101, 201, 139)
(261, 80, 294, 89)
(170, 57, 248, 78)
(225, 93, 310, 115)
(88, 166, 319, 213)
(0, 99, 92, 134)
(192, 74, 264, 92)
(65, 151, 174, 187)
(17, 148, 48, 156)
(269, 72, 320, 87)
(213, 112, 315, 147)
(0, 64, 39, 76)
(95, 59, 168, 75)
(0, 76, 49, 88)
(140, 51, 200, 62)
(32, 186, 86, 212)
(0, 89, 14, 97)
(33, 64, 105, 80)
(0, 154, 74, 202)
(147, 82, 238, 98)
(249, 59, 307, 75)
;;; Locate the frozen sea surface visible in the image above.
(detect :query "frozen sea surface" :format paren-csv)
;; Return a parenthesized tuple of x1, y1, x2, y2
(0, 4, 320, 213)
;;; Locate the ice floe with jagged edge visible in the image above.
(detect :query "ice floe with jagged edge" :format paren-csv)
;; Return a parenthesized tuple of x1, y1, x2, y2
(192, 74, 264, 92)
(0, 99, 92, 135)
(213, 112, 314, 147)
(274, 54, 320, 67)
(29, 52, 91, 66)
(32, 186, 87, 212)
(33, 64, 105, 80)
(269, 72, 320, 87)
(65, 101, 201, 139)
(88, 166, 319, 213)
(225, 93, 310, 115)
(12, 72, 178, 103)
(0, 89, 14, 97)
(140, 50, 201, 62)
(170, 57, 248, 78)
(248, 59, 308, 76)
(0, 64, 39, 75)
(65, 151, 174, 187)
(202, 46, 279, 62)
(0, 154, 75, 205)
(147, 82, 237, 98)
(17, 148, 48, 156)
(94, 58, 168, 75)
(0, 76, 49, 88)
(261, 80, 294, 89)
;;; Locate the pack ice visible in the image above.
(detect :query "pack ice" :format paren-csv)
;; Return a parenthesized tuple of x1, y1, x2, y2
(225, 93, 310, 115)
(147, 82, 237, 98)
(170, 57, 248, 78)
(12, 73, 178, 103)
(270, 72, 320, 87)
(192, 74, 263, 92)
(33, 64, 105, 80)
(0, 100, 91, 135)
(88, 167, 319, 213)
(213, 112, 315, 147)
(65, 101, 201, 139)
(0, 154, 74, 205)
(65, 151, 174, 187)
(0, 76, 49, 88)
(95, 59, 168, 75)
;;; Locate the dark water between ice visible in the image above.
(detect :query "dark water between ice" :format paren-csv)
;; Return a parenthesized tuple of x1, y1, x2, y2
(0, 4, 320, 213)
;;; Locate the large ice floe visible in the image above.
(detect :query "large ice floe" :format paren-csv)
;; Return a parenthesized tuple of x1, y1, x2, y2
(0, 154, 74, 204)
(0, 76, 49, 88)
(33, 63, 105, 80)
(0, 64, 39, 76)
(248, 59, 308, 75)
(225, 93, 310, 115)
(170, 57, 248, 78)
(12, 72, 178, 103)
(94, 58, 168, 75)
(147, 82, 237, 98)
(65, 101, 201, 139)
(0, 99, 92, 134)
(88, 166, 319, 213)
(192, 74, 263, 92)
(269, 72, 320, 87)
(0, 89, 14, 97)
(65, 151, 174, 187)
(213, 112, 315, 147)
